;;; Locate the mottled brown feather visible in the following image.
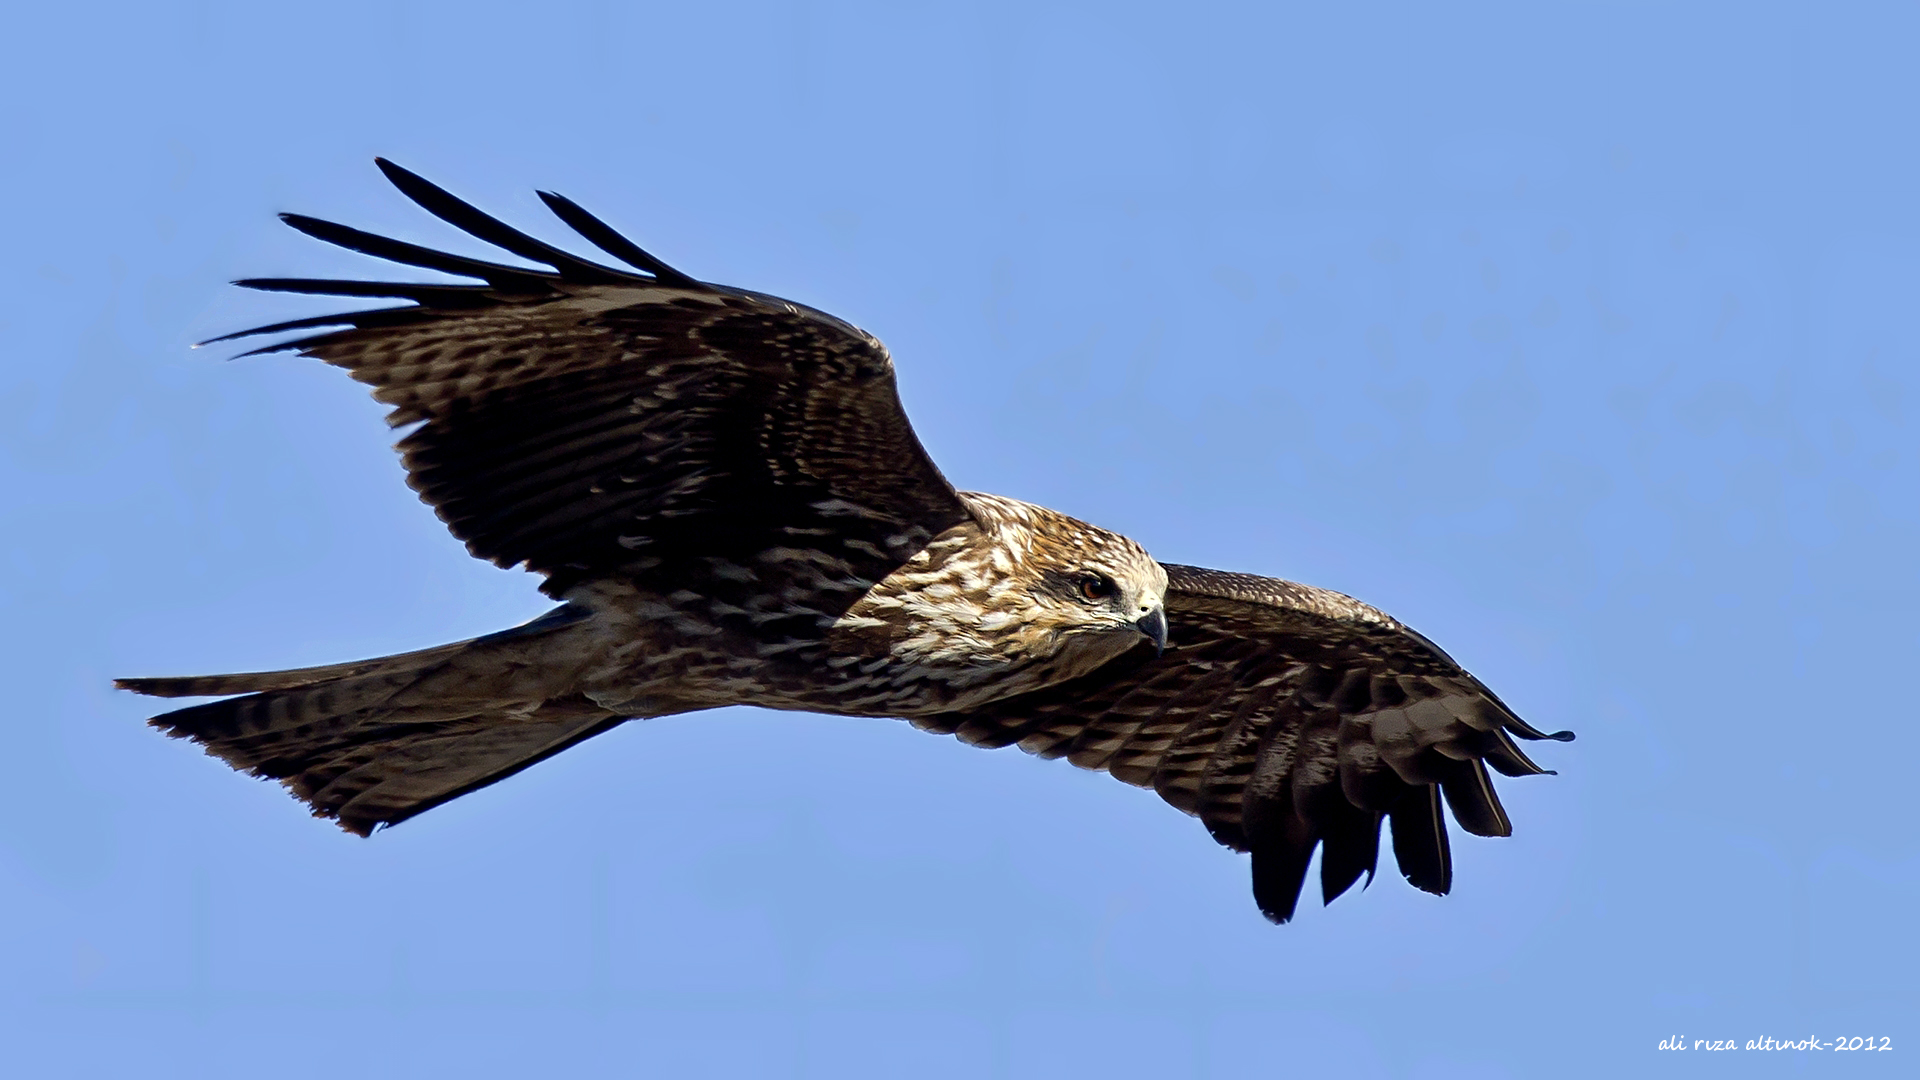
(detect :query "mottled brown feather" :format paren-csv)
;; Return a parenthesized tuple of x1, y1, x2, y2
(225, 165, 969, 603)
(924, 563, 1571, 923)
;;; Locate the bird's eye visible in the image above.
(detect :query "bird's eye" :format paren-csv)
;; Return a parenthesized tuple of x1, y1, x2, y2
(1077, 572, 1116, 601)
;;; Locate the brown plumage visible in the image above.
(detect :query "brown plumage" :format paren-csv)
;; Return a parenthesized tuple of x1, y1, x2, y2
(120, 160, 1572, 924)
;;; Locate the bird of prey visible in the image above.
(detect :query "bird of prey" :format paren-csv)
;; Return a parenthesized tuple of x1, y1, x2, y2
(120, 160, 1571, 924)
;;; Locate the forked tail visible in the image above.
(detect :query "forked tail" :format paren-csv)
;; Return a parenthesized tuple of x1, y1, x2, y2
(118, 606, 623, 835)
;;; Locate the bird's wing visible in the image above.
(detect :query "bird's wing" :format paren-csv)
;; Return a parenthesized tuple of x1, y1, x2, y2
(220, 159, 972, 603)
(916, 563, 1572, 923)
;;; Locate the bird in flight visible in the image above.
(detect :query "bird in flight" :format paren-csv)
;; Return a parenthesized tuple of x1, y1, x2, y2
(121, 160, 1572, 924)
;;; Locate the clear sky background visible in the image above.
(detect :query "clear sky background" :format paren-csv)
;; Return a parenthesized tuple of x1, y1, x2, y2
(3, 2, 1915, 1077)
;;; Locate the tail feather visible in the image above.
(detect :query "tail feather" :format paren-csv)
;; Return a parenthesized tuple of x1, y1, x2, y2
(115, 603, 592, 700)
(303, 704, 623, 835)
(120, 605, 622, 834)
(114, 642, 471, 699)
(138, 673, 446, 768)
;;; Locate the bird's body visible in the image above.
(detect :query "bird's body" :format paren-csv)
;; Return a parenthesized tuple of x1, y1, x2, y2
(542, 490, 1168, 721)
(122, 161, 1570, 923)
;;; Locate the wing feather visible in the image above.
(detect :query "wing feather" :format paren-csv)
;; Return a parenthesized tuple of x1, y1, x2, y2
(371, 158, 633, 285)
(926, 563, 1571, 923)
(218, 160, 971, 604)
(535, 189, 700, 285)
(276, 212, 558, 292)
(1390, 785, 1453, 895)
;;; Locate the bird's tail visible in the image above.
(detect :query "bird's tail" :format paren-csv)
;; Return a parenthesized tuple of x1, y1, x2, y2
(117, 605, 623, 835)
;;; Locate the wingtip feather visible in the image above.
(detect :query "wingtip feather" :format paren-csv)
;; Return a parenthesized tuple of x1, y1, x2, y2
(1389, 786, 1453, 896)
(536, 189, 699, 286)
(371, 161, 631, 285)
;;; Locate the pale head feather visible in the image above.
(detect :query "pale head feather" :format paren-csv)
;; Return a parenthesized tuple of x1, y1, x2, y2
(832, 492, 1168, 711)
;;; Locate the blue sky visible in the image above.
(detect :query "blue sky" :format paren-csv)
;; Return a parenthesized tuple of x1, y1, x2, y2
(3, 1, 1915, 1076)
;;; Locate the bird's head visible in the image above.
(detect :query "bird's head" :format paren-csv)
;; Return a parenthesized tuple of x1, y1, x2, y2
(832, 492, 1169, 710)
(951, 492, 1169, 673)
(967, 491, 1159, 653)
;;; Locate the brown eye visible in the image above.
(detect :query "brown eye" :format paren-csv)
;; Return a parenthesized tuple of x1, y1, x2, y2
(1078, 572, 1116, 601)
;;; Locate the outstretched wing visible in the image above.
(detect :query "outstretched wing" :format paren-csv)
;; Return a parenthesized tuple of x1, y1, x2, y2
(220, 159, 971, 608)
(916, 563, 1572, 923)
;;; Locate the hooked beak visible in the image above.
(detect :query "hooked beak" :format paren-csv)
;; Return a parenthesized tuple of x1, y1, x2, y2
(1134, 606, 1168, 657)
